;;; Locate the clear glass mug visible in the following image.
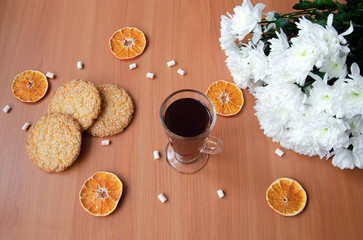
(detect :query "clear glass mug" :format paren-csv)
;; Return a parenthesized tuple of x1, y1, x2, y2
(159, 89, 223, 174)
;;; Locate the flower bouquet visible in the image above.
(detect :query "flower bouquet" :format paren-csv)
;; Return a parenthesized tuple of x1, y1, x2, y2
(220, 0, 363, 169)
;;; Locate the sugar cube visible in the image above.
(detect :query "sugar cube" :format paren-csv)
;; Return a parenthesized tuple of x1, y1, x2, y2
(22, 122, 31, 131)
(275, 148, 284, 157)
(217, 190, 225, 198)
(77, 61, 83, 69)
(153, 151, 160, 160)
(158, 193, 167, 203)
(129, 63, 137, 70)
(3, 105, 11, 113)
(177, 68, 185, 76)
(167, 60, 176, 67)
(146, 72, 154, 79)
(46, 72, 55, 79)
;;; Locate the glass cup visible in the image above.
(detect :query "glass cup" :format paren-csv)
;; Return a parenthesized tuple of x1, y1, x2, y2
(159, 89, 223, 174)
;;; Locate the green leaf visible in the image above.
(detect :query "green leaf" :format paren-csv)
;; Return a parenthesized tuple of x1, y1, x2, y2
(313, 19, 328, 26)
(293, 1, 317, 10)
(294, 0, 338, 10)
(275, 18, 290, 30)
(315, 0, 337, 8)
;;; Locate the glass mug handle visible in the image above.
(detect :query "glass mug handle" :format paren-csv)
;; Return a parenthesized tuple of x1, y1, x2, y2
(201, 136, 223, 154)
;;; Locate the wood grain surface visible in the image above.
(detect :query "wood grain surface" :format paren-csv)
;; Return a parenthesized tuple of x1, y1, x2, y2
(0, 0, 362, 239)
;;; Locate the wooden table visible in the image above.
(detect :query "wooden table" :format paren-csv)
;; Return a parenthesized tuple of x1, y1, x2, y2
(0, 0, 362, 239)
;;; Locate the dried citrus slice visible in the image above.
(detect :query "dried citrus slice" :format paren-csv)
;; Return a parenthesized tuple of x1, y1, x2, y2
(266, 177, 307, 216)
(12, 70, 48, 102)
(79, 172, 123, 216)
(109, 27, 146, 60)
(206, 80, 244, 116)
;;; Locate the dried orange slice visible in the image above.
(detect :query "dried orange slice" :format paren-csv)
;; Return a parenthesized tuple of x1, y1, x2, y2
(206, 80, 244, 116)
(79, 172, 123, 216)
(12, 70, 48, 102)
(109, 27, 146, 60)
(266, 178, 307, 216)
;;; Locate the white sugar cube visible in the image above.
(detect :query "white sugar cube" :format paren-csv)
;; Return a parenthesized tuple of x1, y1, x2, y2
(167, 60, 176, 67)
(77, 61, 83, 69)
(22, 122, 31, 131)
(217, 190, 225, 198)
(177, 68, 185, 76)
(275, 148, 284, 157)
(101, 140, 110, 146)
(3, 105, 11, 113)
(158, 193, 167, 203)
(153, 151, 160, 160)
(129, 63, 137, 70)
(146, 72, 154, 79)
(46, 72, 55, 79)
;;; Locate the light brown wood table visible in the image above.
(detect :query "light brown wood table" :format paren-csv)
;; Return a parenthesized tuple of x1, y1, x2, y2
(0, 0, 362, 239)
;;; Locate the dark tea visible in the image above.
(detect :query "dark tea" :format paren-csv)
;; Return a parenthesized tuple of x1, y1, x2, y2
(163, 97, 212, 161)
(160, 90, 222, 172)
(164, 98, 211, 137)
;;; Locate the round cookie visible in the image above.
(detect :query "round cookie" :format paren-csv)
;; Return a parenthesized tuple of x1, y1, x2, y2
(26, 113, 82, 173)
(48, 79, 101, 131)
(87, 84, 134, 137)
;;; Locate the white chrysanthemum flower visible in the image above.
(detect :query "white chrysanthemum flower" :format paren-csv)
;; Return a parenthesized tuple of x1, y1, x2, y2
(264, 10, 276, 21)
(295, 16, 326, 37)
(325, 13, 354, 47)
(263, 11, 276, 32)
(293, 17, 329, 67)
(220, 13, 240, 52)
(230, 0, 265, 41)
(280, 129, 328, 157)
(350, 135, 363, 153)
(294, 15, 350, 75)
(352, 149, 363, 169)
(281, 111, 349, 158)
(269, 30, 289, 53)
(348, 62, 363, 81)
(226, 42, 268, 89)
(345, 114, 363, 136)
(284, 36, 319, 85)
(254, 82, 307, 140)
(332, 148, 363, 169)
(306, 74, 339, 115)
(265, 31, 294, 84)
(332, 66, 363, 118)
(319, 56, 347, 79)
(244, 42, 269, 82)
(306, 112, 350, 151)
(341, 80, 363, 118)
(252, 24, 262, 44)
(225, 50, 252, 89)
(219, 4, 362, 168)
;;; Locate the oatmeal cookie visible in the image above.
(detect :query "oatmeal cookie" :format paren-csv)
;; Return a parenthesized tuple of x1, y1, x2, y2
(48, 79, 101, 131)
(87, 84, 134, 137)
(26, 113, 82, 172)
